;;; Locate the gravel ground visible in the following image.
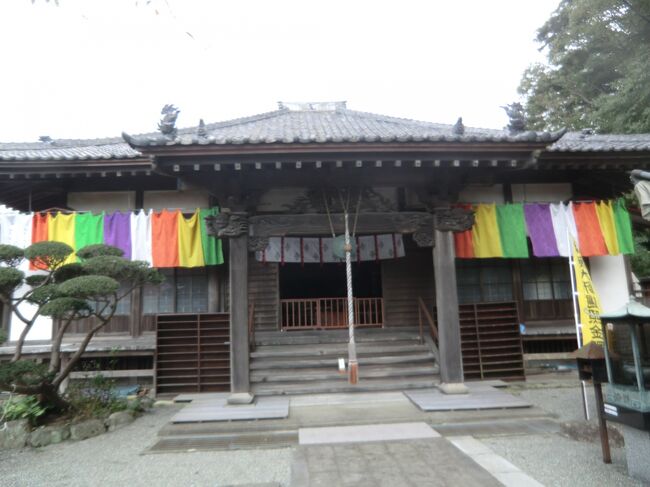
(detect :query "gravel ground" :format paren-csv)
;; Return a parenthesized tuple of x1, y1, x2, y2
(482, 373, 646, 487)
(0, 405, 292, 487)
(1, 373, 647, 487)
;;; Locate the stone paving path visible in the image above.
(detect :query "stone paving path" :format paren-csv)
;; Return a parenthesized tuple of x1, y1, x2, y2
(291, 438, 505, 487)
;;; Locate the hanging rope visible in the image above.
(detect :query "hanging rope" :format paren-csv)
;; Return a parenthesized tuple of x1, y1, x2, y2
(352, 188, 362, 237)
(322, 191, 337, 238)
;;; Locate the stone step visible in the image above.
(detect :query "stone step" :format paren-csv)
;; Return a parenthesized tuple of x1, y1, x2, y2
(250, 341, 430, 359)
(147, 430, 298, 453)
(251, 363, 439, 383)
(250, 352, 436, 370)
(254, 328, 422, 346)
(252, 376, 438, 396)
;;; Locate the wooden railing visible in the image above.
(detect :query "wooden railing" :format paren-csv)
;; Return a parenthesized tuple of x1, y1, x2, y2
(280, 297, 384, 330)
(417, 297, 438, 345)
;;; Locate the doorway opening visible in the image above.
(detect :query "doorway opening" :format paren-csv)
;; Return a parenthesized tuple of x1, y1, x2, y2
(279, 261, 383, 329)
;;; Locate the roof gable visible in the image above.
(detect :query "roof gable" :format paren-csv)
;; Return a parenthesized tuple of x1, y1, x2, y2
(122, 102, 563, 148)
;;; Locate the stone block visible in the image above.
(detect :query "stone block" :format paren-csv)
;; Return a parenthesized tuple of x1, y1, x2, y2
(227, 392, 255, 405)
(0, 419, 30, 449)
(29, 424, 70, 447)
(70, 419, 106, 440)
(153, 400, 175, 407)
(105, 411, 134, 431)
(438, 382, 469, 395)
(139, 396, 154, 410)
(621, 424, 650, 484)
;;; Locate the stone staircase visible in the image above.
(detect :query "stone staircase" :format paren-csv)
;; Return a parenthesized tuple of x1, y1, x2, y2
(250, 327, 439, 395)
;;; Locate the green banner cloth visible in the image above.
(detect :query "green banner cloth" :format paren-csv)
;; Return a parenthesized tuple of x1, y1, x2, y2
(614, 198, 635, 254)
(74, 212, 104, 253)
(496, 203, 529, 258)
(200, 208, 224, 265)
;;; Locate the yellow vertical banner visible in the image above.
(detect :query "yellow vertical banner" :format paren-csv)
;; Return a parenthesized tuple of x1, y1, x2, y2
(47, 212, 77, 265)
(572, 240, 604, 345)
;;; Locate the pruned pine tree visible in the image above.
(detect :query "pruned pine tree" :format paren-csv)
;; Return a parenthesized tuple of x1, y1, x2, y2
(0, 242, 162, 411)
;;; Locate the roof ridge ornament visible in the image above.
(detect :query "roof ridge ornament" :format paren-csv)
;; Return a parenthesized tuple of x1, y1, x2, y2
(452, 117, 465, 135)
(502, 102, 527, 134)
(158, 104, 180, 137)
(277, 101, 347, 111)
(197, 119, 207, 138)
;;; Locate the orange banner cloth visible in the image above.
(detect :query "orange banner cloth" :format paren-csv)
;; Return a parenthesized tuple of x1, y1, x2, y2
(572, 202, 608, 257)
(31, 213, 49, 243)
(453, 205, 475, 258)
(151, 209, 180, 267)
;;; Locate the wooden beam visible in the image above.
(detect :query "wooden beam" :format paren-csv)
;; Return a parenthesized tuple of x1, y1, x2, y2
(275, 161, 282, 170)
(249, 212, 432, 237)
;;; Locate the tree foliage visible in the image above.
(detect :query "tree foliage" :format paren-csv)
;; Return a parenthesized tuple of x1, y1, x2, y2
(519, 0, 650, 133)
(0, 243, 162, 412)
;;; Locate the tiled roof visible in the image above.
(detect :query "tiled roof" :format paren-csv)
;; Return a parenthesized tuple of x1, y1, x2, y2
(0, 137, 141, 161)
(122, 101, 563, 148)
(549, 131, 650, 152)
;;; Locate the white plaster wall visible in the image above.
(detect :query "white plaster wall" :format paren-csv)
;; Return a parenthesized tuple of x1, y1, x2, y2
(143, 190, 209, 211)
(9, 275, 52, 341)
(590, 255, 630, 313)
(68, 191, 135, 212)
(458, 184, 504, 204)
(511, 183, 572, 203)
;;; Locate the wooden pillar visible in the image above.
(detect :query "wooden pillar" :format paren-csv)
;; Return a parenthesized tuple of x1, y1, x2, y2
(433, 229, 466, 392)
(229, 235, 250, 395)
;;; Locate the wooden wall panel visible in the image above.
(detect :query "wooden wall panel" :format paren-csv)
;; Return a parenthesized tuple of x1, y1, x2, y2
(66, 316, 131, 335)
(381, 246, 434, 327)
(248, 258, 279, 331)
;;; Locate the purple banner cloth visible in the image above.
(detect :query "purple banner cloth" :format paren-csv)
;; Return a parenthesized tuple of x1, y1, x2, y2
(104, 211, 132, 260)
(524, 204, 560, 257)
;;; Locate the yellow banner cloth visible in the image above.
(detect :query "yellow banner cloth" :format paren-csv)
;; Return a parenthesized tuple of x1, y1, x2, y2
(595, 201, 619, 255)
(572, 240, 604, 345)
(47, 212, 76, 265)
(472, 204, 504, 258)
(178, 209, 205, 268)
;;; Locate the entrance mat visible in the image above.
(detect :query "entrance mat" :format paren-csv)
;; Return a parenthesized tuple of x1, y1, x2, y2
(171, 396, 289, 423)
(298, 422, 440, 445)
(404, 385, 531, 412)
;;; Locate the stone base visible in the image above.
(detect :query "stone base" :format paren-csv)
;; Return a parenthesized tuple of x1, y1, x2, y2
(438, 382, 469, 395)
(621, 424, 650, 483)
(227, 392, 255, 405)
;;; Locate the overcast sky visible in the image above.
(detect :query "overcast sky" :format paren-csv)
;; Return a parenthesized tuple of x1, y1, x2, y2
(0, 0, 560, 142)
